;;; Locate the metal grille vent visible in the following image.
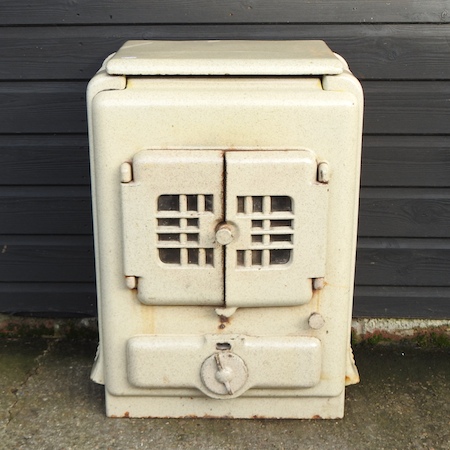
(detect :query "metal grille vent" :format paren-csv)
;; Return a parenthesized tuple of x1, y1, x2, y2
(156, 194, 214, 266)
(236, 195, 294, 268)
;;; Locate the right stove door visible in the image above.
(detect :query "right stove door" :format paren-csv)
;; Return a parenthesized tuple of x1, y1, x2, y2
(225, 150, 329, 308)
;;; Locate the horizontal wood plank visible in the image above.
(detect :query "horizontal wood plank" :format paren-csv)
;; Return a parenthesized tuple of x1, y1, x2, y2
(356, 238, 450, 287)
(1, 0, 448, 25)
(1, 25, 450, 80)
(1, 236, 449, 287)
(3, 187, 450, 238)
(361, 136, 450, 187)
(353, 286, 450, 319)
(2, 135, 449, 187)
(0, 283, 449, 318)
(0, 235, 448, 317)
(0, 135, 90, 186)
(1, 81, 450, 135)
(359, 188, 450, 238)
(0, 236, 95, 282)
(0, 283, 97, 316)
(0, 187, 92, 235)
(363, 81, 450, 135)
(0, 82, 87, 134)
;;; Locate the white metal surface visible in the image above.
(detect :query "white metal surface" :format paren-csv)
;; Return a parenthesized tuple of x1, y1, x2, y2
(106, 40, 344, 76)
(121, 149, 328, 307)
(121, 150, 224, 305)
(127, 335, 322, 398)
(225, 150, 328, 307)
(88, 40, 363, 419)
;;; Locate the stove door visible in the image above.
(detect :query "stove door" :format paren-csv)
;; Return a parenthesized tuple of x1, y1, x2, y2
(224, 150, 328, 307)
(121, 150, 224, 305)
(121, 149, 328, 307)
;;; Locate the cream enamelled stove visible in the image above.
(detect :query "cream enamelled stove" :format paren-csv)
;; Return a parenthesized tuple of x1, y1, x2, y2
(87, 40, 363, 419)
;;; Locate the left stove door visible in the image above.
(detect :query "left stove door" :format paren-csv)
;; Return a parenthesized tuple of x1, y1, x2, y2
(121, 150, 224, 306)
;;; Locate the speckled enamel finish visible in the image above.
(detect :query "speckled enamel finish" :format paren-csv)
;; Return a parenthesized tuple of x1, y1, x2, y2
(87, 40, 363, 419)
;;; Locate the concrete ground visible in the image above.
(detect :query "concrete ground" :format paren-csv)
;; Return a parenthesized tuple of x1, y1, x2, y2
(1, 337, 449, 450)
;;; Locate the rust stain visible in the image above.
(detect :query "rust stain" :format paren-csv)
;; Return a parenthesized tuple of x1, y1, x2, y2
(202, 414, 232, 419)
(311, 286, 323, 310)
(251, 415, 268, 419)
(218, 314, 230, 330)
(155, 414, 233, 419)
(353, 325, 450, 346)
(134, 301, 155, 335)
(312, 415, 323, 419)
(123, 411, 130, 418)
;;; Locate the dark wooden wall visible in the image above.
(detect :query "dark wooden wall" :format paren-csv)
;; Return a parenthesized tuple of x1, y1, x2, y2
(1, 1, 449, 318)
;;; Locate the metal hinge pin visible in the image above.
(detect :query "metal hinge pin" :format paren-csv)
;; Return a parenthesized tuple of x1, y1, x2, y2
(317, 161, 330, 183)
(120, 162, 133, 183)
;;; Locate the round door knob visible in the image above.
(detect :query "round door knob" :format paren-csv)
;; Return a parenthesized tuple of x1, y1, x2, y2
(201, 352, 248, 397)
(215, 223, 234, 245)
(308, 312, 325, 330)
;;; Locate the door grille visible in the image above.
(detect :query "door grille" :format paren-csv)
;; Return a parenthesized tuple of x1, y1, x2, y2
(236, 195, 294, 268)
(156, 194, 214, 267)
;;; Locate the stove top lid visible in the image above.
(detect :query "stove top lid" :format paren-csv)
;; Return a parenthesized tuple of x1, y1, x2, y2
(106, 40, 344, 76)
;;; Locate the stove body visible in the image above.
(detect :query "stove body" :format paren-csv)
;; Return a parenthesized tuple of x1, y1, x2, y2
(87, 40, 363, 419)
